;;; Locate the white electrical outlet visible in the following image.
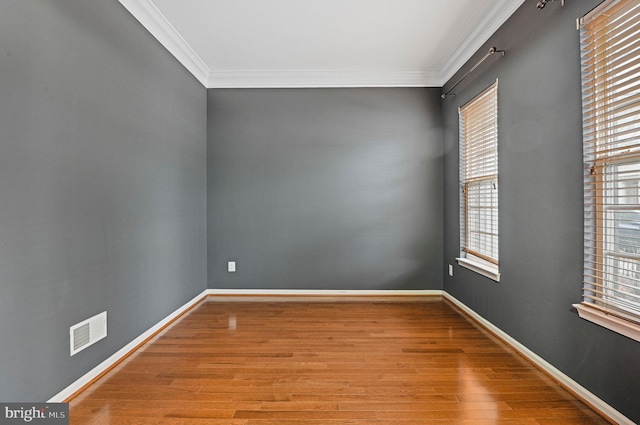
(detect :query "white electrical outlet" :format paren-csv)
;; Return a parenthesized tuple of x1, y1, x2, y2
(228, 261, 236, 272)
(448, 264, 454, 276)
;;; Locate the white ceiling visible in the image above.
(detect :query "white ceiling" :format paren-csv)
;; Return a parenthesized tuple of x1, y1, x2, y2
(118, 0, 525, 88)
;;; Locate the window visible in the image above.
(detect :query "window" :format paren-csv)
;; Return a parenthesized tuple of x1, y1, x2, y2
(577, 0, 640, 342)
(457, 81, 500, 281)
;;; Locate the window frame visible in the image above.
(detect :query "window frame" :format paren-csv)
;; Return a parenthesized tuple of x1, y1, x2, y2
(456, 80, 500, 282)
(576, 0, 640, 342)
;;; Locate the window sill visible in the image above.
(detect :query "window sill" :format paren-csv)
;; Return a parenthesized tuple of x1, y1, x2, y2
(573, 303, 640, 343)
(456, 257, 500, 282)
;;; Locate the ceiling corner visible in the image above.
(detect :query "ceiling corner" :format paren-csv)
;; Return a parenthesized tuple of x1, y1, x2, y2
(120, 0, 525, 89)
(118, 0, 211, 86)
(439, 0, 526, 86)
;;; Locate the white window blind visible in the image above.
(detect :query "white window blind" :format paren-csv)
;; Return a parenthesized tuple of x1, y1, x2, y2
(458, 81, 499, 278)
(579, 0, 640, 338)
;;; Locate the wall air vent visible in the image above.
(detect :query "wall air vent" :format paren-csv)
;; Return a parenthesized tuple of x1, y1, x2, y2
(70, 312, 107, 356)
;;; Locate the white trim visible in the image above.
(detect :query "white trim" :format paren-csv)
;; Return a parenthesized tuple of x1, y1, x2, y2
(444, 293, 634, 425)
(206, 69, 440, 89)
(440, 0, 525, 86)
(573, 303, 640, 343)
(204, 288, 442, 297)
(456, 257, 500, 282)
(117, 0, 210, 86)
(118, 0, 523, 88)
(47, 290, 208, 402)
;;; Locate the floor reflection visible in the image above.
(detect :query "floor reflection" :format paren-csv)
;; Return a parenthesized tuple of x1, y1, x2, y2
(458, 360, 498, 422)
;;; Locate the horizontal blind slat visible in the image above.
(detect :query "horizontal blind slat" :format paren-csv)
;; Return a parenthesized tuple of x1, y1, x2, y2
(460, 82, 499, 265)
(581, 0, 640, 325)
(583, 0, 639, 29)
(582, 34, 640, 70)
(582, 1, 640, 42)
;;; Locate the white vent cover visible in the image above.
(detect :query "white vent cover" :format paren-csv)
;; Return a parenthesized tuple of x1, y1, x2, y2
(70, 311, 107, 356)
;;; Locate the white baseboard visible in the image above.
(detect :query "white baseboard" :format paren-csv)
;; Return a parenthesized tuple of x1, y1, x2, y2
(442, 292, 634, 425)
(47, 290, 209, 402)
(49, 287, 632, 425)
(204, 288, 443, 297)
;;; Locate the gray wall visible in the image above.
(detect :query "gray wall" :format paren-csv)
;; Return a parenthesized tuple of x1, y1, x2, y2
(0, 1, 207, 401)
(5, 0, 636, 420)
(442, 0, 639, 421)
(208, 88, 443, 290)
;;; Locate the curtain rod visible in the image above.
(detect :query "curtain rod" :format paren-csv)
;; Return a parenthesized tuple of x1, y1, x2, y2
(441, 47, 505, 99)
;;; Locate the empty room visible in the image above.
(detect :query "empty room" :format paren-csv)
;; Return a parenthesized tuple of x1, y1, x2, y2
(1, 0, 639, 424)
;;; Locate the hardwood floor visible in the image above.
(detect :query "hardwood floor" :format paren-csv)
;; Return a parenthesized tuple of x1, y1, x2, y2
(69, 297, 610, 424)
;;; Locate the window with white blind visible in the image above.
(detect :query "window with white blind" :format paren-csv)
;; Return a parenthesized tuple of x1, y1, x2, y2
(576, 0, 640, 342)
(457, 81, 500, 281)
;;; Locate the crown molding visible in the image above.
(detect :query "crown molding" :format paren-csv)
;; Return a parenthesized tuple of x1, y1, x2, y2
(207, 69, 441, 88)
(118, 0, 210, 86)
(120, 0, 523, 88)
(440, 0, 526, 87)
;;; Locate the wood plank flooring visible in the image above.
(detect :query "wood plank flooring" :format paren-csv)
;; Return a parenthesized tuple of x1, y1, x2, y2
(69, 297, 610, 424)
